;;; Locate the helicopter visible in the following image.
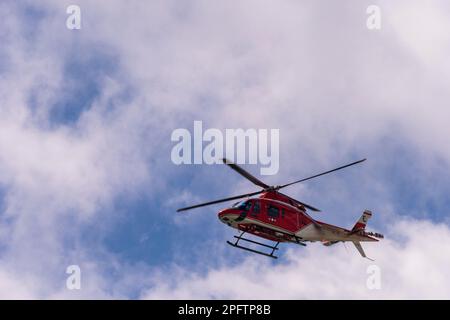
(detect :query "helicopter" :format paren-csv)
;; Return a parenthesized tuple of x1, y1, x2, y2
(177, 158, 383, 259)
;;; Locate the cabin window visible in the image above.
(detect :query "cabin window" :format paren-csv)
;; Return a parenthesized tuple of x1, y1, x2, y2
(236, 200, 252, 211)
(267, 205, 279, 218)
(252, 201, 260, 214)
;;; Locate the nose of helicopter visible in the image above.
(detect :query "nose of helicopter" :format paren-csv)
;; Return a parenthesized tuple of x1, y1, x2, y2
(218, 208, 239, 225)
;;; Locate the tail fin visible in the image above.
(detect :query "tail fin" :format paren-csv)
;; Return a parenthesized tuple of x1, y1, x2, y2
(352, 210, 372, 232)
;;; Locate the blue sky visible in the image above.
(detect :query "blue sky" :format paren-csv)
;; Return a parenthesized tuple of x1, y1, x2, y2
(1, 0, 450, 298)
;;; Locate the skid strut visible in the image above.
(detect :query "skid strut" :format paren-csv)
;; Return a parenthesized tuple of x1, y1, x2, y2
(226, 232, 280, 259)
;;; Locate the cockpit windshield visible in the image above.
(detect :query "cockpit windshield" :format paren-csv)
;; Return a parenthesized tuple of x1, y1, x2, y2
(232, 200, 252, 211)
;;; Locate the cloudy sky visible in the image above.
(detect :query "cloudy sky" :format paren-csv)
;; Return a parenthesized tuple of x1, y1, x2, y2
(0, 0, 450, 299)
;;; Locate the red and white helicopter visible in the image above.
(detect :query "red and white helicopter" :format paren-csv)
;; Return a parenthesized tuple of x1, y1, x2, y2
(177, 158, 383, 259)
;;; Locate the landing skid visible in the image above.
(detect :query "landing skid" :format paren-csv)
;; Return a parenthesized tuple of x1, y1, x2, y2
(226, 232, 280, 259)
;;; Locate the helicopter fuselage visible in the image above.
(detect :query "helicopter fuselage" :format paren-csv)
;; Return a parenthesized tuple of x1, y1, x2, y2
(218, 191, 377, 244)
(178, 158, 382, 259)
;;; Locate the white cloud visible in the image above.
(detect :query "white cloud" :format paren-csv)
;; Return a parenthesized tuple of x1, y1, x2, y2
(0, 0, 449, 299)
(0, 2, 153, 298)
(142, 218, 450, 299)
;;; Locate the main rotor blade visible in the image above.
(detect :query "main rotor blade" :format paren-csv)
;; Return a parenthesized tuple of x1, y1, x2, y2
(177, 190, 264, 212)
(277, 191, 321, 212)
(222, 158, 269, 189)
(278, 158, 366, 189)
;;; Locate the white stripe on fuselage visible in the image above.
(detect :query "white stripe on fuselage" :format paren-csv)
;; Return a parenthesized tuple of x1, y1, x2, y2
(220, 214, 295, 236)
(220, 214, 376, 243)
(295, 223, 377, 242)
